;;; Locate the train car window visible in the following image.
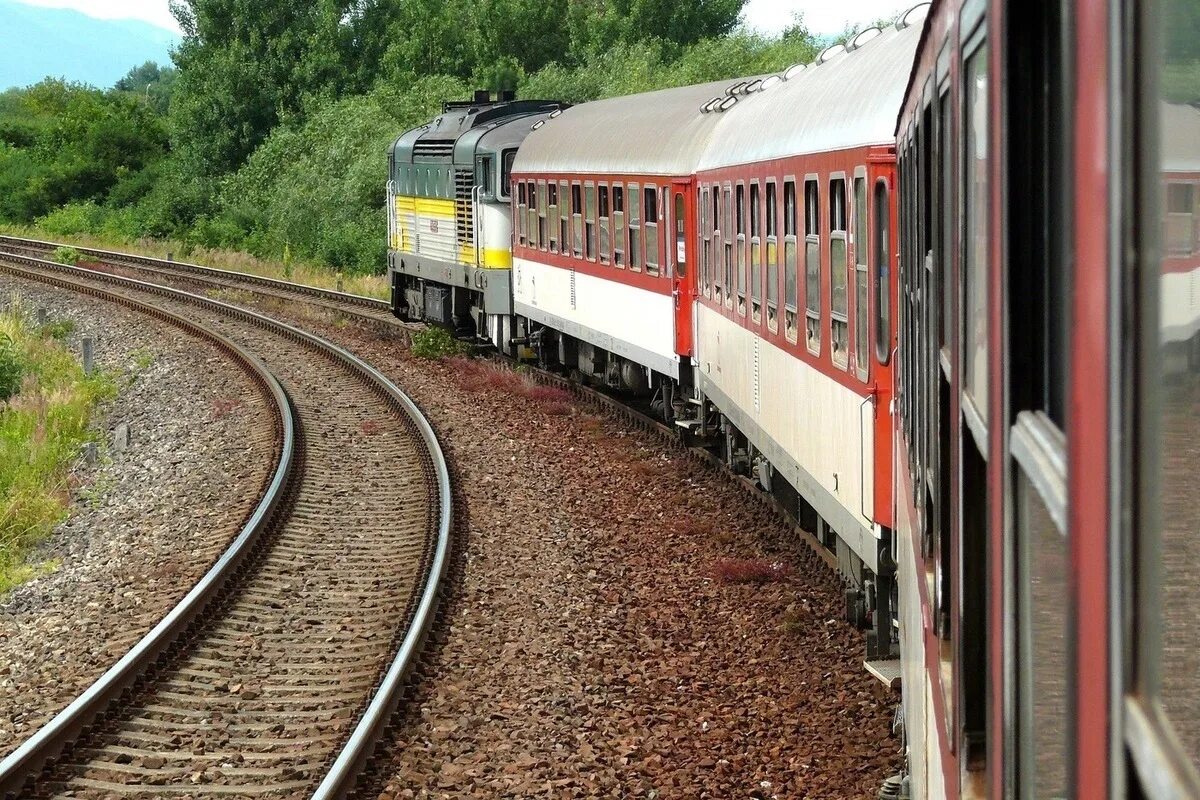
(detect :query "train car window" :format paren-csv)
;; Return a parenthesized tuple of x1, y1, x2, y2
(547, 183, 558, 252)
(804, 179, 821, 355)
(766, 181, 779, 332)
(874, 179, 891, 364)
(784, 179, 799, 341)
(599, 185, 611, 264)
(854, 175, 868, 380)
(644, 186, 660, 275)
(612, 184, 625, 268)
(736, 183, 747, 315)
(500, 149, 517, 200)
(750, 182, 762, 322)
(939, 94, 953, 357)
(537, 181, 548, 251)
(701, 186, 711, 295)
(830, 178, 849, 369)
(628, 183, 642, 271)
(570, 182, 583, 258)
(585, 184, 597, 261)
(1125, 0, 1200, 795)
(962, 42, 989, 427)
(528, 181, 539, 249)
(723, 185, 734, 309)
(559, 180, 569, 256)
(517, 182, 528, 246)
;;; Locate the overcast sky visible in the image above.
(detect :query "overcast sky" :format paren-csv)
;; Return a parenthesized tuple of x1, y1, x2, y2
(13, 0, 918, 38)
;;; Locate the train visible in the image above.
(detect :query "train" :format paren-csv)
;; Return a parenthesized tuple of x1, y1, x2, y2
(386, 0, 1200, 796)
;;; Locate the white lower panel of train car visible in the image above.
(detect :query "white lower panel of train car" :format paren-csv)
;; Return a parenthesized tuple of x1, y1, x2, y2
(512, 257, 681, 380)
(694, 304, 879, 572)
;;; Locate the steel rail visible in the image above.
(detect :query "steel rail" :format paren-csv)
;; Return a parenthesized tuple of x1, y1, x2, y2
(0, 260, 298, 798)
(0, 252, 452, 799)
(0, 234, 391, 312)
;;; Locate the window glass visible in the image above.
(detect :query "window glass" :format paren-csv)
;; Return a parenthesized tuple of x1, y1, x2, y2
(805, 179, 821, 352)
(528, 181, 539, 248)
(599, 185, 611, 263)
(855, 176, 869, 375)
(548, 182, 558, 251)
(831, 179, 849, 367)
(613, 184, 625, 267)
(517, 182, 527, 245)
(874, 180, 891, 363)
(645, 186, 659, 272)
(767, 182, 779, 316)
(537, 181, 548, 250)
(751, 183, 762, 310)
(571, 182, 583, 258)
(1140, 0, 1200, 775)
(629, 183, 642, 270)
(585, 184, 597, 260)
(560, 180, 569, 253)
(784, 181, 799, 339)
(675, 191, 686, 277)
(723, 186, 733, 304)
(480, 156, 493, 195)
(963, 43, 989, 417)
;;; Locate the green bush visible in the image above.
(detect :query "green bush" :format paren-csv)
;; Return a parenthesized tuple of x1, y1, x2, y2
(0, 333, 22, 401)
(410, 326, 470, 359)
(50, 246, 80, 265)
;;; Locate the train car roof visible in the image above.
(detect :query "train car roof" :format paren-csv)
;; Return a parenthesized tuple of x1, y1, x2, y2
(511, 78, 755, 177)
(697, 18, 925, 171)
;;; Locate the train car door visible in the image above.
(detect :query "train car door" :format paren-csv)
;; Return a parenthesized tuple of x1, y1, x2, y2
(670, 179, 696, 357)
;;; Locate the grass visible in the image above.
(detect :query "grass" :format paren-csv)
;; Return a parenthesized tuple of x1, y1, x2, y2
(711, 557, 793, 585)
(447, 357, 575, 414)
(0, 224, 391, 301)
(0, 301, 115, 594)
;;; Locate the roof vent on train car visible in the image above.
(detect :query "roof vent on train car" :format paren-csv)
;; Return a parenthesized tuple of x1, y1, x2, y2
(897, 2, 931, 29)
(549, 109, 563, 119)
(783, 63, 806, 80)
(744, 78, 763, 93)
(848, 27, 882, 50)
(700, 97, 723, 113)
(717, 95, 738, 112)
(726, 81, 748, 96)
(817, 44, 846, 64)
(531, 119, 545, 131)
(760, 75, 783, 91)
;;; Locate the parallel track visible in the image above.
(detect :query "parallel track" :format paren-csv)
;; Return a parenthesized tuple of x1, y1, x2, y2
(0, 253, 451, 799)
(0, 236, 402, 332)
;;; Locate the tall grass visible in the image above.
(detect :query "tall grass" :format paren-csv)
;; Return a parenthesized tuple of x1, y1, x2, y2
(0, 301, 115, 594)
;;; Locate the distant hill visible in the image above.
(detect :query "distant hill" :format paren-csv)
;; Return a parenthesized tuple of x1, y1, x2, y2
(0, 0, 178, 91)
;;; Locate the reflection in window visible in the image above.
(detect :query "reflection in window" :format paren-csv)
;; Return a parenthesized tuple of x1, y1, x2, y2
(963, 44, 989, 418)
(1150, 0, 1200, 770)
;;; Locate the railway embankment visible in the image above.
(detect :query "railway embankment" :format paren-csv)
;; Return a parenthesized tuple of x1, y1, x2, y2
(0, 278, 274, 758)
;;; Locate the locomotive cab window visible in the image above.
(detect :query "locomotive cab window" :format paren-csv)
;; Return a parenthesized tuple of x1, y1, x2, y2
(804, 178, 822, 355)
(830, 176, 849, 370)
(766, 180, 779, 332)
(499, 149, 517, 200)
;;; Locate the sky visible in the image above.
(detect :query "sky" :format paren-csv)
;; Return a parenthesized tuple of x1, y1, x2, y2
(742, 0, 916, 36)
(11, 0, 917, 38)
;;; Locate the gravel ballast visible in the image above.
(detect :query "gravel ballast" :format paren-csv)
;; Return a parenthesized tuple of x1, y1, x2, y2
(280, 314, 904, 799)
(0, 278, 276, 758)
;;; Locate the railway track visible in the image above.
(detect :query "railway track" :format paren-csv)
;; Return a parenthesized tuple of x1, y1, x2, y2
(0, 252, 451, 798)
(0, 235, 402, 332)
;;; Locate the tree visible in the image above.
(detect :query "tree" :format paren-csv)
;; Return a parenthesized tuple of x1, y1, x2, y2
(113, 62, 178, 115)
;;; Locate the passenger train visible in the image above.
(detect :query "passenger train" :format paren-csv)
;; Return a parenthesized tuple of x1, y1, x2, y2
(387, 0, 1200, 795)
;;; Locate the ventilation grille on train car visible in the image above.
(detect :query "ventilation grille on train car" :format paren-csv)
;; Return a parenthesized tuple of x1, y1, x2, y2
(413, 138, 455, 161)
(454, 167, 474, 256)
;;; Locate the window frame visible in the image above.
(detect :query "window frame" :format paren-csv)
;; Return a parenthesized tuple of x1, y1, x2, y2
(804, 174, 822, 355)
(599, 183, 611, 264)
(830, 173, 850, 370)
(784, 176, 799, 342)
(854, 168, 869, 381)
(766, 179, 779, 332)
(585, 181, 597, 262)
(644, 184, 660, 275)
(628, 181, 642, 271)
(750, 180, 763, 323)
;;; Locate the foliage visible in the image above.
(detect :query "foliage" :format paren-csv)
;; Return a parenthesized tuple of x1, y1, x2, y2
(410, 326, 471, 359)
(113, 61, 178, 115)
(0, 304, 115, 594)
(50, 246, 80, 265)
(0, 334, 22, 401)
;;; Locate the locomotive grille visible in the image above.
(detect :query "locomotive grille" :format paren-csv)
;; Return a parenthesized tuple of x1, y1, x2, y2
(455, 167, 474, 256)
(412, 138, 455, 161)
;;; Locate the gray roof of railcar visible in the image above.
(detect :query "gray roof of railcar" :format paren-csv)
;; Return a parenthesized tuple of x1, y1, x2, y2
(696, 20, 925, 170)
(511, 78, 755, 176)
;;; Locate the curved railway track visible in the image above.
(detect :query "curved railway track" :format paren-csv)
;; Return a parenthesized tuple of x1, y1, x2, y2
(0, 252, 451, 799)
(0, 235, 402, 332)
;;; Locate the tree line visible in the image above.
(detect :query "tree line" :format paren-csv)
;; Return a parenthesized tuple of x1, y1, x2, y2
(0, 0, 920, 273)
